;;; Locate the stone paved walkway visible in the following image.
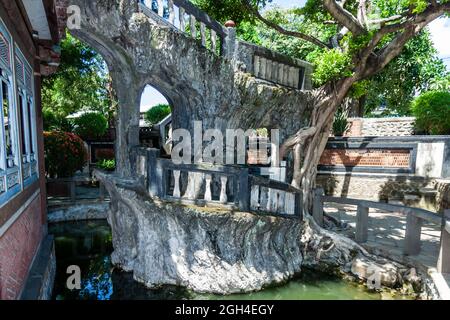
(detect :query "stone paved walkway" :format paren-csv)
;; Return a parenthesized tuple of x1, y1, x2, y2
(324, 203, 441, 271)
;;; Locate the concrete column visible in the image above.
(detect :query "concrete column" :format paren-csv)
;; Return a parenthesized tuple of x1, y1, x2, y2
(222, 27, 236, 59)
(437, 210, 450, 273)
(313, 188, 324, 227)
(355, 205, 369, 243)
(238, 168, 250, 211)
(404, 214, 423, 256)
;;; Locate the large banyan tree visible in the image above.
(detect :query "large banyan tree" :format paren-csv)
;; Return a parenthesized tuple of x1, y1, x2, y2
(240, 0, 450, 207)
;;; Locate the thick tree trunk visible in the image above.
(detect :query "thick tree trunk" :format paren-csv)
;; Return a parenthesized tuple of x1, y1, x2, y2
(283, 78, 356, 212)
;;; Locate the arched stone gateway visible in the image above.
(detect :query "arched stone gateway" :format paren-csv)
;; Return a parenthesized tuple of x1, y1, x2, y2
(60, 0, 423, 295)
(65, 0, 313, 176)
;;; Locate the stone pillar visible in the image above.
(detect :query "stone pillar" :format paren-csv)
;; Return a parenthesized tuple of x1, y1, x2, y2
(437, 210, 450, 273)
(111, 71, 141, 178)
(313, 188, 324, 226)
(404, 214, 423, 256)
(222, 21, 236, 60)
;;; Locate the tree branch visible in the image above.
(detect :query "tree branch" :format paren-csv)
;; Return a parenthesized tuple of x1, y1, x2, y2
(360, 2, 450, 78)
(243, 1, 331, 49)
(323, 0, 366, 35)
(280, 127, 317, 159)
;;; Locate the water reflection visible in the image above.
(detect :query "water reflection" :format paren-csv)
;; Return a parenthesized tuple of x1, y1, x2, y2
(50, 220, 387, 300)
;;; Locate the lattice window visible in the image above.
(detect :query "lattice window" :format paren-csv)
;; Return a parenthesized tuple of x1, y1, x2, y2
(25, 66, 33, 92)
(0, 32, 9, 67)
(15, 55, 24, 85)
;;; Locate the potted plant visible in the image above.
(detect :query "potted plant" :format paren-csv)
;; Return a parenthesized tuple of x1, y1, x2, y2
(332, 108, 350, 137)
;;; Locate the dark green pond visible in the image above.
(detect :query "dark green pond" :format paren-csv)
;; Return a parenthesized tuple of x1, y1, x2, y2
(49, 220, 400, 300)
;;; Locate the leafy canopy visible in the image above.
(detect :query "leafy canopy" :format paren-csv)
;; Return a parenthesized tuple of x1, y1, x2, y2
(194, 0, 449, 116)
(412, 91, 450, 135)
(144, 104, 172, 125)
(42, 32, 112, 120)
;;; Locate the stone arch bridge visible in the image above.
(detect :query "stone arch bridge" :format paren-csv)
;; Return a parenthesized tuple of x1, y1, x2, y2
(61, 0, 314, 176)
(49, 1, 450, 296)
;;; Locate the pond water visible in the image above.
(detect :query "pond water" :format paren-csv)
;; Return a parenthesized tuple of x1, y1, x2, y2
(49, 220, 404, 300)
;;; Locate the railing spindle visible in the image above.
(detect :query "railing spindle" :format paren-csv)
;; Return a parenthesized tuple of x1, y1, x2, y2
(219, 176, 228, 203)
(211, 29, 217, 53)
(204, 174, 212, 201)
(190, 15, 197, 38)
(277, 191, 285, 214)
(179, 7, 185, 31)
(168, 0, 175, 24)
(200, 22, 206, 46)
(157, 0, 164, 17)
(173, 170, 181, 198)
(250, 185, 260, 210)
(284, 192, 294, 215)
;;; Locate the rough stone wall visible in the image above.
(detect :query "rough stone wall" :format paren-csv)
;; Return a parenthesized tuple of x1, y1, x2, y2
(435, 179, 450, 212)
(316, 174, 432, 202)
(98, 171, 411, 294)
(0, 195, 43, 300)
(63, 0, 315, 175)
(345, 117, 415, 137)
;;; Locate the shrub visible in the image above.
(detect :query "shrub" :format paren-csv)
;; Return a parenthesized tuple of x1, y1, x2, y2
(44, 131, 87, 178)
(43, 109, 74, 132)
(97, 159, 116, 171)
(144, 104, 171, 125)
(73, 112, 108, 140)
(332, 109, 350, 136)
(412, 91, 450, 135)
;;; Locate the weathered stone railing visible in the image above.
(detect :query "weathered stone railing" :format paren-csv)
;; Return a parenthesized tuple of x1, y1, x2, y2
(139, 0, 228, 54)
(138, 0, 313, 90)
(135, 147, 302, 218)
(237, 41, 313, 90)
(313, 189, 450, 271)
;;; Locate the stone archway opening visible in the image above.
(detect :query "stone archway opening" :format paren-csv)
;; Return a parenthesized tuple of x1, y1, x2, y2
(139, 84, 174, 156)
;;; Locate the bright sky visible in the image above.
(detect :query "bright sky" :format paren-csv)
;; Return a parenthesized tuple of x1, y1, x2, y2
(140, 0, 450, 111)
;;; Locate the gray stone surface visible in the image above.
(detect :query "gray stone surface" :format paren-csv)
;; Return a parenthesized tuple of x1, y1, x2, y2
(97, 171, 414, 294)
(48, 202, 109, 223)
(67, 0, 315, 176)
(348, 117, 416, 137)
(20, 236, 56, 300)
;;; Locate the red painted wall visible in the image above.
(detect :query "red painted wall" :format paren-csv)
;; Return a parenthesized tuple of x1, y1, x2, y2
(0, 195, 43, 300)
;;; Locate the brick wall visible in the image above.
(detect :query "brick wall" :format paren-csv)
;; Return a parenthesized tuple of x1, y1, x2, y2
(0, 194, 43, 300)
(319, 149, 411, 168)
(345, 117, 415, 137)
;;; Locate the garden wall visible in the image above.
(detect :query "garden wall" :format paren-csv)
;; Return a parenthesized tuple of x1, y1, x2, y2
(316, 136, 450, 211)
(345, 117, 415, 137)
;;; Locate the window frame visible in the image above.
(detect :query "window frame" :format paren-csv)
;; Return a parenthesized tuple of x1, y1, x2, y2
(0, 18, 21, 207)
(15, 45, 38, 187)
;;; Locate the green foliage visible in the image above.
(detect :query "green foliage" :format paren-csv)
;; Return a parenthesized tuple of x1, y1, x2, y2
(311, 49, 352, 86)
(180, 1, 447, 117)
(44, 131, 87, 178)
(97, 159, 116, 171)
(144, 104, 171, 125)
(365, 31, 449, 116)
(192, 0, 271, 24)
(411, 91, 450, 135)
(332, 109, 350, 136)
(42, 33, 113, 121)
(43, 109, 74, 132)
(73, 112, 108, 140)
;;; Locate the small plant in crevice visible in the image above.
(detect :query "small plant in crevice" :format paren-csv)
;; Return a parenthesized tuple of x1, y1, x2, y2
(332, 108, 350, 137)
(97, 159, 116, 171)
